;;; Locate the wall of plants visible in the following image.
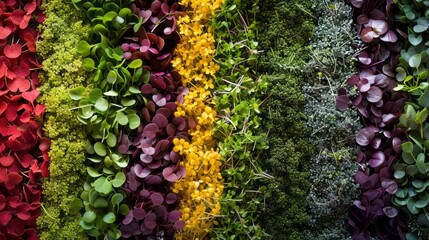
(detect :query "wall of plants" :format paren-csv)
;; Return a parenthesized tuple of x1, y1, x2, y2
(5, 0, 429, 239)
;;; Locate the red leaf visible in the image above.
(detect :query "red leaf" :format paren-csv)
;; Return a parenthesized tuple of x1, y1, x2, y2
(0, 156, 14, 167)
(13, 62, 30, 77)
(23, 33, 36, 52)
(9, 9, 24, 25)
(5, 103, 18, 121)
(41, 160, 49, 177)
(20, 154, 33, 168)
(5, 172, 23, 190)
(0, 63, 7, 78)
(0, 168, 6, 182)
(8, 77, 30, 92)
(24, 1, 37, 14)
(20, 111, 31, 122)
(19, 15, 31, 29)
(0, 195, 5, 211)
(0, 211, 12, 226)
(33, 104, 45, 116)
(21, 90, 40, 103)
(0, 101, 7, 115)
(0, 27, 11, 39)
(16, 212, 31, 220)
(3, 44, 22, 59)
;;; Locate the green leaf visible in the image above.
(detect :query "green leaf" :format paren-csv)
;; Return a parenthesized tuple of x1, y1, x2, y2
(133, 17, 143, 32)
(69, 86, 86, 100)
(128, 59, 142, 69)
(83, 211, 97, 223)
(409, 34, 423, 46)
(409, 54, 422, 68)
(142, 69, 150, 83)
(82, 58, 95, 71)
(117, 111, 128, 125)
(103, 212, 116, 224)
(93, 177, 113, 195)
(112, 172, 126, 188)
(394, 170, 406, 179)
(396, 67, 406, 82)
(402, 142, 414, 153)
(79, 219, 94, 230)
(119, 204, 129, 215)
(70, 198, 83, 212)
(88, 157, 102, 163)
(77, 41, 92, 57)
(106, 132, 117, 148)
(129, 86, 141, 94)
(416, 153, 427, 174)
(87, 167, 103, 178)
(94, 97, 109, 112)
(418, 92, 429, 108)
(121, 98, 136, 107)
(89, 88, 103, 103)
(414, 25, 428, 33)
(93, 197, 109, 208)
(127, 114, 140, 129)
(104, 89, 119, 97)
(111, 193, 124, 205)
(118, 8, 132, 18)
(415, 193, 429, 208)
(107, 70, 117, 84)
(94, 142, 107, 156)
(416, 108, 428, 124)
(402, 152, 415, 164)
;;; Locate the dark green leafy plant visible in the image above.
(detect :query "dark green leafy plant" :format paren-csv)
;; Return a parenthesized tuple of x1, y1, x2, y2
(256, 0, 317, 239)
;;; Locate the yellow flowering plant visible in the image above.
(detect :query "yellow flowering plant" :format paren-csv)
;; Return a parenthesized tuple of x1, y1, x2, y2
(171, 0, 225, 238)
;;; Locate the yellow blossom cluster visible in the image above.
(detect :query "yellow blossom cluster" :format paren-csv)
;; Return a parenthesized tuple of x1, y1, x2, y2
(171, 0, 224, 239)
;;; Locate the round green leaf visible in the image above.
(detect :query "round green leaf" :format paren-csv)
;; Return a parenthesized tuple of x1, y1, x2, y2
(77, 41, 92, 57)
(119, 204, 129, 215)
(396, 67, 406, 82)
(106, 132, 117, 148)
(82, 58, 95, 71)
(70, 198, 83, 212)
(121, 98, 136, 107)
(402, 142, 414, 153)
(127, 114, 140, 129)
(103, 212, 116, 224)
(93, 198, 109, 208)
(83, 211, 97, 223)
(107, 70, 117, 84)
(414, 25, 428, 33)
(112, 172, 126, 188)
(94, 97, 109, 112)
(409, 33, 423, 46)
(94, 177, 113, 195)
(417, 213, 429, 227)
(129, 86, 141, 94)
(89, 88, 103, 103)
(79, 219, 94, 230)
(87, 167, 102, 178)
(128, 59, 142, 69)
(394, 170, 406, 179)
(94, 142, 107, 156)
(111, 193, 124, 205)
(69, 86, 86, 100)
(117, 111, 128, 125)
(409, 54, 422, 68)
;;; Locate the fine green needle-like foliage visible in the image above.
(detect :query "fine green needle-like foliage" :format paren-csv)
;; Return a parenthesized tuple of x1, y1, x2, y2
(256, 0, 316, 239)
(36, 0, 91, 239)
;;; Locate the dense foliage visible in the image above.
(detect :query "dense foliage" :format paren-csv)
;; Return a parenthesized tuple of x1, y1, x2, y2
(338, 0, 409, 239)
(0, 0, 48, 239)
(118, 0, 187, 238)
(304, 1, 361, 239)
(36, 0, 91, 238)
(208, 0, 269, 238)
(392, 0, 429, 239)
(256, 0, 316, 239)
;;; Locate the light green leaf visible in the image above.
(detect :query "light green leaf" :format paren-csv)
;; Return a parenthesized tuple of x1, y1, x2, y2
(87, 167, 103, 178)
(69, 86, 86, 100)
(111, 193, 124, 205)
(409, 54, 422, 68)
(83, 211, 97, 223)
(93, 177, 113, 195)
(127, 114, 140, 129)
(104, 90, 118, 96)
(103, 212, 116, 224)
(94, 142, 107, 156)
(128, 59, 142, 69)
(89, 88, 103, 103)
(94, 98, 109, 112)
(112, 172, 126, 188)
(77, 41, 92, 57)
(107, 70, 117, 84)
(117, 111, 128, 125)
(82, 58, 95, 71)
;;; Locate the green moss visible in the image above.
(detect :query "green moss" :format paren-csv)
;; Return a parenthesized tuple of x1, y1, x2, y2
(36, 0, 90, 239)
(256, 0, 316, 238)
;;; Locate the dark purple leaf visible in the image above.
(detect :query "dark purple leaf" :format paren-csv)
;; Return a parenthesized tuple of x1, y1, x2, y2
(383, 206, 398, 218)
(133, 208, 147, 220)
(134, 164, 151, 178)
(167, 210, 181, 222)
(355, 171, 368, 185)
(166, 193, 178, 204)
(381, 179, 397, 194)
(153, 114, 168, 128)
(144, 213, 157, 230)
(369, 151, 385, 167)
(356, 128, 375, 146)
(145, 175, 163, 185)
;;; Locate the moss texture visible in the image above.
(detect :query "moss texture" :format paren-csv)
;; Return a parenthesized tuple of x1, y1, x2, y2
(36, 1, 90, 239)
(256, 0, 316, 239)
